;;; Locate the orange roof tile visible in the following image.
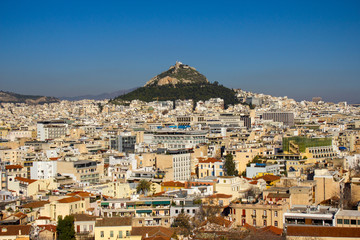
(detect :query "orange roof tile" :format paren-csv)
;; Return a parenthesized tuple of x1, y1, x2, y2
(206, 193, 232, 199)
(199, 158, 222, 163)
(5, 165, 23, 170)
(14, 177, 37, 184)
(57, 196, 82, 203)
(161, 181, 185, 187)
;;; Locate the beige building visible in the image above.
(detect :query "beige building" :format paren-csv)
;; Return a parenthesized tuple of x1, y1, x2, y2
(41, 196, 87, 221)
(57, 160, 100, 184)
(289, 186, 313, 206)
(314, 169, 341, 204)
(230, 202, 289, 229)
(94, 217, 141, 240)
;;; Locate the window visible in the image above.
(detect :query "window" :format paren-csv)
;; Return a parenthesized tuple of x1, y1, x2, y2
(274, 221, 278, 227)
(118, 231, 123, 238)
(253, 210, 256, 215)
(337, 219, 343, 224)
(263, 220, 267, 226)
(126, 230, 130, 236)
(358, 220, 360, 225)
(263, 210, 267, 216)
(274, 211, 278, 217)
(110, 231, 114, 237)
(344, 219, 350, 224)
(100, 231, 104, 237)
(351, 219, 356, 225)
(253, 219, 256, 226)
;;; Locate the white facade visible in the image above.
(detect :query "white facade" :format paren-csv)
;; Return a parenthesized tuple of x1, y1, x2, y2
(173, 153, 191, 181)
(30, 161, 57, 180)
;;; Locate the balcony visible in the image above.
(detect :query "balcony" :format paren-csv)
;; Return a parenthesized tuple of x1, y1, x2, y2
(251, 215, 256, 218)
(262, 215, 267, 219)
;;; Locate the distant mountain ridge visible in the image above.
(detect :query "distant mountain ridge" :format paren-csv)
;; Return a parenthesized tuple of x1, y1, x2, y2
(111, 62, 239, 107)
(60, 88, 137, 101)
(0, 91, 59, 104)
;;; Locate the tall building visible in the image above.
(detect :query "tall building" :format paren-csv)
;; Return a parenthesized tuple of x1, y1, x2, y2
(263, 111, 294, 127)
(37, 120, 68, 141)
(110, 135, 136, 154)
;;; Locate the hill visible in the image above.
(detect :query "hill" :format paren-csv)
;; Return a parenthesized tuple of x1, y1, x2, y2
(111, 62, 239, 107)
(0, 91, 59, 104)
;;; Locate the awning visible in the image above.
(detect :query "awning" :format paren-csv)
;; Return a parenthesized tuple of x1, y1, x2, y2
(152, 201, 171, 205)
(136, 209, 152, 213)
(101, 202, 109, 206)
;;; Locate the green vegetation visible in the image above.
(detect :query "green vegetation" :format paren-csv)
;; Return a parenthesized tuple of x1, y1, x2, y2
(283, 136, 332, 153)
(224, 153, 238, 176)
(136, 179, 151, 194)
(153, 66, 207, 85)
(110, 82, 239, 108)
(57, 215, 75, 240)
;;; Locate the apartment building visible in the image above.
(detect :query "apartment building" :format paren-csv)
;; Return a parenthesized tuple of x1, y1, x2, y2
(100, 198, 172, 227)
(197, 157, 224, 178)
(230, 201, 289, 228)
(57, 160, 100, 184)
(30, 161, 57, 180)
(156, 149, 191, 181)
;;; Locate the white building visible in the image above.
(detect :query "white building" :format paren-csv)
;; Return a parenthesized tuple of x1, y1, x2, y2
(30, 161, 57, 180)
(37, 121, 68, 141)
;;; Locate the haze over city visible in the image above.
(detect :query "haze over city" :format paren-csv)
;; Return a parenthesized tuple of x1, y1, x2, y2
(1, 0, 360, 103)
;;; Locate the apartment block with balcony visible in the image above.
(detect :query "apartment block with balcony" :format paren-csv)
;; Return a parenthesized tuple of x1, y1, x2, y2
(100, 197, 172, 227)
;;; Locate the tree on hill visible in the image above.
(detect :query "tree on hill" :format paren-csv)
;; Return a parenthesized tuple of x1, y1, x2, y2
(224, 154, 238, 176)
(57, 215, 75, 240)
(136, 179, 151, 195)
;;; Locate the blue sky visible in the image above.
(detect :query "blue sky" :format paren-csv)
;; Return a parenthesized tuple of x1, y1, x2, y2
(1, 0, 360, 102)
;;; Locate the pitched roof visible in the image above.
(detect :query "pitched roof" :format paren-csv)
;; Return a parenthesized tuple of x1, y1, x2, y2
(287, 226, 360, 238)
(0, 225, 31, 236)
(206, 193, 232, 199)
(67, 191, 92, 197)
(161, 181, 185, 187)
(73, 214, 97, 222)
(5, 165, 23, 170)
(95, 217, 132, 227)
(57, 196, 82, 203)
(14, 177, 37, 184)
(38, 225, 56, 233)
(131, 226, 174, 240)
(205, 216, 233, 228)
(255, 175, 281, 182)
(20, 201, 49, 209)
(199, 158, 222, 163)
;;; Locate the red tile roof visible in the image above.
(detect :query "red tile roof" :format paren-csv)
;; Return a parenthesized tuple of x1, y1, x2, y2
(287, 226, 360, 238)
(20, 201, 49, 209)
(161, 181, 185, 187)
(5, 165, 23, 170)
(199, 158, 222, 163)
(255, 175, 281, 182)
(14, 177, 37, 184)
(67, 191, 92, 197)
(206, 193, 232, 199)
(38, 225, 56, 233)
(57, 196, 82, 203)
(0, 225, 31, 236)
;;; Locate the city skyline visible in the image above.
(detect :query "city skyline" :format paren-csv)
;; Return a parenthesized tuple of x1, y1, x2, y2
(1, 0, 360, 103)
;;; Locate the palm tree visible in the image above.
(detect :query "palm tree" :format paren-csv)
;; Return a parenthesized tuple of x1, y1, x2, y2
(136, 179, 151, 195)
